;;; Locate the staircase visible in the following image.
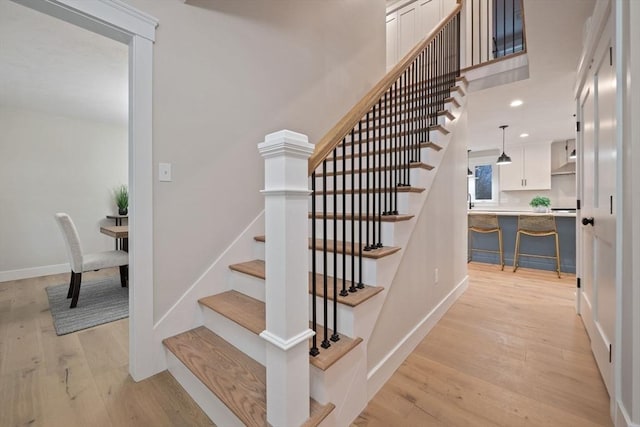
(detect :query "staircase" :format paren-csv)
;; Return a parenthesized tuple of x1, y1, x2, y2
(160, 5, 467, 427)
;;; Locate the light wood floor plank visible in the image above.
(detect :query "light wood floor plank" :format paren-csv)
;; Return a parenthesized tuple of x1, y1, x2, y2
(353, 263, 612, 426)
(0, 270, 213, 426)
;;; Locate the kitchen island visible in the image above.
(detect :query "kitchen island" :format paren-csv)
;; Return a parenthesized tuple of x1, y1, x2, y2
(468, 210, 576, 273)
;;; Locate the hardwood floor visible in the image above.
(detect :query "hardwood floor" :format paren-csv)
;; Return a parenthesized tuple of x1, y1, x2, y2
(0, 269, 213, 427)
(353, 263, 612, 427)
(1, 264, 611, 426)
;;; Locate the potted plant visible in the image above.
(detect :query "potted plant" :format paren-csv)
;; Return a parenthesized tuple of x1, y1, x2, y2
(529, 195, 551, 213)
(114, 184, 128, 215)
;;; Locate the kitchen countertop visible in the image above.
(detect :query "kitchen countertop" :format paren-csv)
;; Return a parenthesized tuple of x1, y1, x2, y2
(468, 209, 577, 218)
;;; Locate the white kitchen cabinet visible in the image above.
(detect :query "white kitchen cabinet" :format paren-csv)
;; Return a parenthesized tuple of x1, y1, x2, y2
(499, 142, 551, 190)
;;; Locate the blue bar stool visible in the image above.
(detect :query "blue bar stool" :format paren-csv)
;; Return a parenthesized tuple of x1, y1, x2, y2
(513, 215, 561, 278)
(468, 214, 504, 270)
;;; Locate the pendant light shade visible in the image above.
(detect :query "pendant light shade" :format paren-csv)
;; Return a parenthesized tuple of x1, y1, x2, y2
(496, 125, 512, 165)
(467, 149, 473, 176)
(569, 148, 577, 159)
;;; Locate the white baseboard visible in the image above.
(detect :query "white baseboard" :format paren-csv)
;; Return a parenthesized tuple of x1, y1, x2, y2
(616, 400, 640, 427)
(366, 275, 469, 400)
(0, 263, 69, 283)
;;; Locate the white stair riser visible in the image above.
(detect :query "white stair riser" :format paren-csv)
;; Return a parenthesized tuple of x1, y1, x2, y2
(308, 250, 379, 285)
(307, 192, 413, 216)
(166, 350, 245, 427)
(317, 146, 442, 175)
(310, 344, 368, 427)
(309, 220, 397, 248)
(201, 308, 266, 366)
(229, 271, 265, 302)
(309, 295, 356, 338)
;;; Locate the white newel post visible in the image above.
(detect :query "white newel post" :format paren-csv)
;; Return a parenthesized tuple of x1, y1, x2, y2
(258, 130, 316, 427)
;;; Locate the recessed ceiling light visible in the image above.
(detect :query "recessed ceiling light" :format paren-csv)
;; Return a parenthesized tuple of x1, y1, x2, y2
(520, 133, 529, 138)
(510, 99, 524, 107)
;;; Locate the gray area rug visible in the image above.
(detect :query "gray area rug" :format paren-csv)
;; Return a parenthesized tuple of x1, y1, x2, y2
(46, 276, 128, 335)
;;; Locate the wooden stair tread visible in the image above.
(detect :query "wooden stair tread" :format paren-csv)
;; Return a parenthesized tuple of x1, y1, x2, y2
(163, 327, 335, 426)
(162, 326, 267, 426)
(304, 400, 336, 427)
(317, 186, 425, 195)
(315, 162, 434, 177)
(229, 260, 385, 307)
(308, 212, 414, 222)
(254, 236, 401, 259)
(310, 324, 363, 371)
(199, 291, 265, 334)
(198, 289, 363, 371)
(229, 259, 265, 280)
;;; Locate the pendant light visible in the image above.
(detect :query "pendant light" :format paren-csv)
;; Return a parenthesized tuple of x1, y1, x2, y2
(496, 125, 512, 165)
(569, 148, 577, 159)
(467, 149, 473, 176)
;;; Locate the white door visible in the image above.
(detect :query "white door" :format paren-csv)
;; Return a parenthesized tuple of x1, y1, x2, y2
(521, 143, 551, 190)
(578, 35, 616, 397)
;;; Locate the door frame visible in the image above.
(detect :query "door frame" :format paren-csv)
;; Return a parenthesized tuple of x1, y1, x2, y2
(12, 0, 158, 381)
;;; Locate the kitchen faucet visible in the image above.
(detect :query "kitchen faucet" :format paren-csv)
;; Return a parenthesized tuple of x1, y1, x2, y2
(468, 193, 474, 209)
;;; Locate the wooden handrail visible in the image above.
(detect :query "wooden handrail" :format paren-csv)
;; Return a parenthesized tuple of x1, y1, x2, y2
(308, 0, 463, 175)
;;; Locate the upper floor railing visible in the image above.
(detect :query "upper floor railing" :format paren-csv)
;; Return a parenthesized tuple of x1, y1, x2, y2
(464, 0, 526, 68)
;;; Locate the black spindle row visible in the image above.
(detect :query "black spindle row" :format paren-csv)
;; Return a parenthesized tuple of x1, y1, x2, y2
(470, 0, 526, 67)
(308, 11, 461, 356)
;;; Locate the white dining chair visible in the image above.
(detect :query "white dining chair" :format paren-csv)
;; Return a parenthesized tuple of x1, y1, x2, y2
(54, 213, 129, 308)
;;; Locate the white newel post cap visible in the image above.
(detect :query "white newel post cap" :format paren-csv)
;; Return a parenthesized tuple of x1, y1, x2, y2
(258, 130, 315, 159)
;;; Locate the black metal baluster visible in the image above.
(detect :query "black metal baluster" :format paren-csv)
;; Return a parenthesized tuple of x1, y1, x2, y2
(331, 149, 339, 342)
(321, 160, 330, 349)
(364, 112, 372, 252)
(383, 90, 389, 216)
(357, 121, 364, 289)
(393, 79, 399, 215)
(340, 139, 348, 297)
(377, 98, 383, 248)
(372, 103, 377, 249)
(471, 0, 475, 64)
(399, 71, 406, 187)
(310, 172, 319, 357)
(349, 128, 357, 293)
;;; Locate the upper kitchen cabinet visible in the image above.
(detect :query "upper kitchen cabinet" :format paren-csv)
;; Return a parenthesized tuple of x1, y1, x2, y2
(386, 0, 455, 71)
(499, 142, 551, 190)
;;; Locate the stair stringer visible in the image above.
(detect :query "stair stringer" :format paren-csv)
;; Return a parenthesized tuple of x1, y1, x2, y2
(151, 210, 265, 373)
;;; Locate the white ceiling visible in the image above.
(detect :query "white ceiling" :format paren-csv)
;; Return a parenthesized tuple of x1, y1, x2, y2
(466, 0, 596, 152)
(0, 0, 128, 125)
(0, 0, 594, 140)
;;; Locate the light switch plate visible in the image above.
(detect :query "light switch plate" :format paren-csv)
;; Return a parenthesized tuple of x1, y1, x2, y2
(159, 163, 172, 182)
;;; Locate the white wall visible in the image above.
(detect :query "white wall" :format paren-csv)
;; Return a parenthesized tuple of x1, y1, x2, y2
(122, 0, 387, 321)
(0, 106, 128, 280)
(367, 110, 469, 371)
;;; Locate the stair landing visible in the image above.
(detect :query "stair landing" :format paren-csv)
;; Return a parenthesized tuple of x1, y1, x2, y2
(163, 326, 334, 427)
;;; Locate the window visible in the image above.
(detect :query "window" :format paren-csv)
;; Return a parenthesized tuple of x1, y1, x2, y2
(468, 155, 498, 205)
(474, 165, 493, 200)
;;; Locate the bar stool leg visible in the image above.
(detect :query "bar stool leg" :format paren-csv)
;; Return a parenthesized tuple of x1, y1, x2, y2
(498, 229, 504, 271)
(513, 231, 521, 272)
(554, 233, 561, 278)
